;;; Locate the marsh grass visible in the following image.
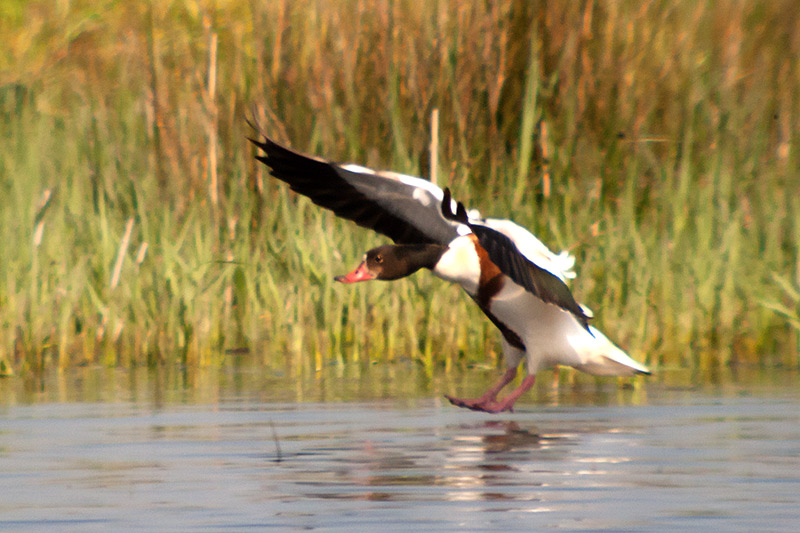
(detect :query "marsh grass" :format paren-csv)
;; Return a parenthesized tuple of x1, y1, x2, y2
(0, 1, 798, 376)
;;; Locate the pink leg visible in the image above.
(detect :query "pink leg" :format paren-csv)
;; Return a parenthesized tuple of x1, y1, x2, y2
(446, 369, 536, 413)
(488, 375, 536, 413)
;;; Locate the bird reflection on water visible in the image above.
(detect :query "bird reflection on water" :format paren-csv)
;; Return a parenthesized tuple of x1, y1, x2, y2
(286, 417, 625, 505)
(5, 383, 800, 530)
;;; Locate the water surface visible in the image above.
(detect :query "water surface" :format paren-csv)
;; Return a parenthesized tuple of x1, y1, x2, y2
(1, 365, 799, 531)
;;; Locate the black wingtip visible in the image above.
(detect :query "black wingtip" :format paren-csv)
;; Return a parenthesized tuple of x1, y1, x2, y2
(456, 201, 468, 223)
(441, 187, 453, 218)
(245, 110, 276, 153)
(248, 136, 269, 151)
(440, 187, 469, 225)
(564, 298, 592, 333)
(245, 111, 275, 153)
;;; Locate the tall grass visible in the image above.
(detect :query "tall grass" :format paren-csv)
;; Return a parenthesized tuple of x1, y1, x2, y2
(0, 0, 798, 376)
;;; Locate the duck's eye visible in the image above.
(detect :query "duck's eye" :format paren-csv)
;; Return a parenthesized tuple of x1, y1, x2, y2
(375, 255, 383, 264)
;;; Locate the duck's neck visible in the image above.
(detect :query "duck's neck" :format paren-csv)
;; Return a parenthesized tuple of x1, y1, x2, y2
(393, 244, 447, 276)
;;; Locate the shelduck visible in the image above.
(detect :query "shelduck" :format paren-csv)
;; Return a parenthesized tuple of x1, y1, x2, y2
(249, 133, 650, 413)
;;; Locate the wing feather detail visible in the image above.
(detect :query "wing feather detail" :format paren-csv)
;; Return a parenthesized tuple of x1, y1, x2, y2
(441, 188, 591, 330)
(250, 135, 461, 245)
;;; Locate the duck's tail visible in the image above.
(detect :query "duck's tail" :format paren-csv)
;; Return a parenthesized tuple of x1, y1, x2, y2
(573, 326, 651, 377)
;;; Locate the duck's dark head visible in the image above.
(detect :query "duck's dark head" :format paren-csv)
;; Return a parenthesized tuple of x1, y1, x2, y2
(335, 244, 445, 283)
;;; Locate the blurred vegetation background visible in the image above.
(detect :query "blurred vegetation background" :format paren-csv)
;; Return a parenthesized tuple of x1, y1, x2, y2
(0, 0, 798, 379)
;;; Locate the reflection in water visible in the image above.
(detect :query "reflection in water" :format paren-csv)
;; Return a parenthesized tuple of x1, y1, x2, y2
(440, 421, 548, 505)
(477, 420, 544, 453)
(282, 418, 630, 507)
(1, 367, 800, 531)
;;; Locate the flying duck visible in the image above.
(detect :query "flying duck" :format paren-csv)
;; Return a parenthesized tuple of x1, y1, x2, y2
(249, 132, 650, 413)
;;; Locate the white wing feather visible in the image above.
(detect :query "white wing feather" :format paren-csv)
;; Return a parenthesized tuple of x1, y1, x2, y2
(482, 218, 576, 282)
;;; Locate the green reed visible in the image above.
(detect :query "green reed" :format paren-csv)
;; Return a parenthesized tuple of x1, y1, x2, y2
(0, 1, 797, 376)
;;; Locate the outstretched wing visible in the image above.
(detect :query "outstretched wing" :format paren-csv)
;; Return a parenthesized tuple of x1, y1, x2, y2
(249, 134, 466, 245)
(441, 188, 592, 330)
